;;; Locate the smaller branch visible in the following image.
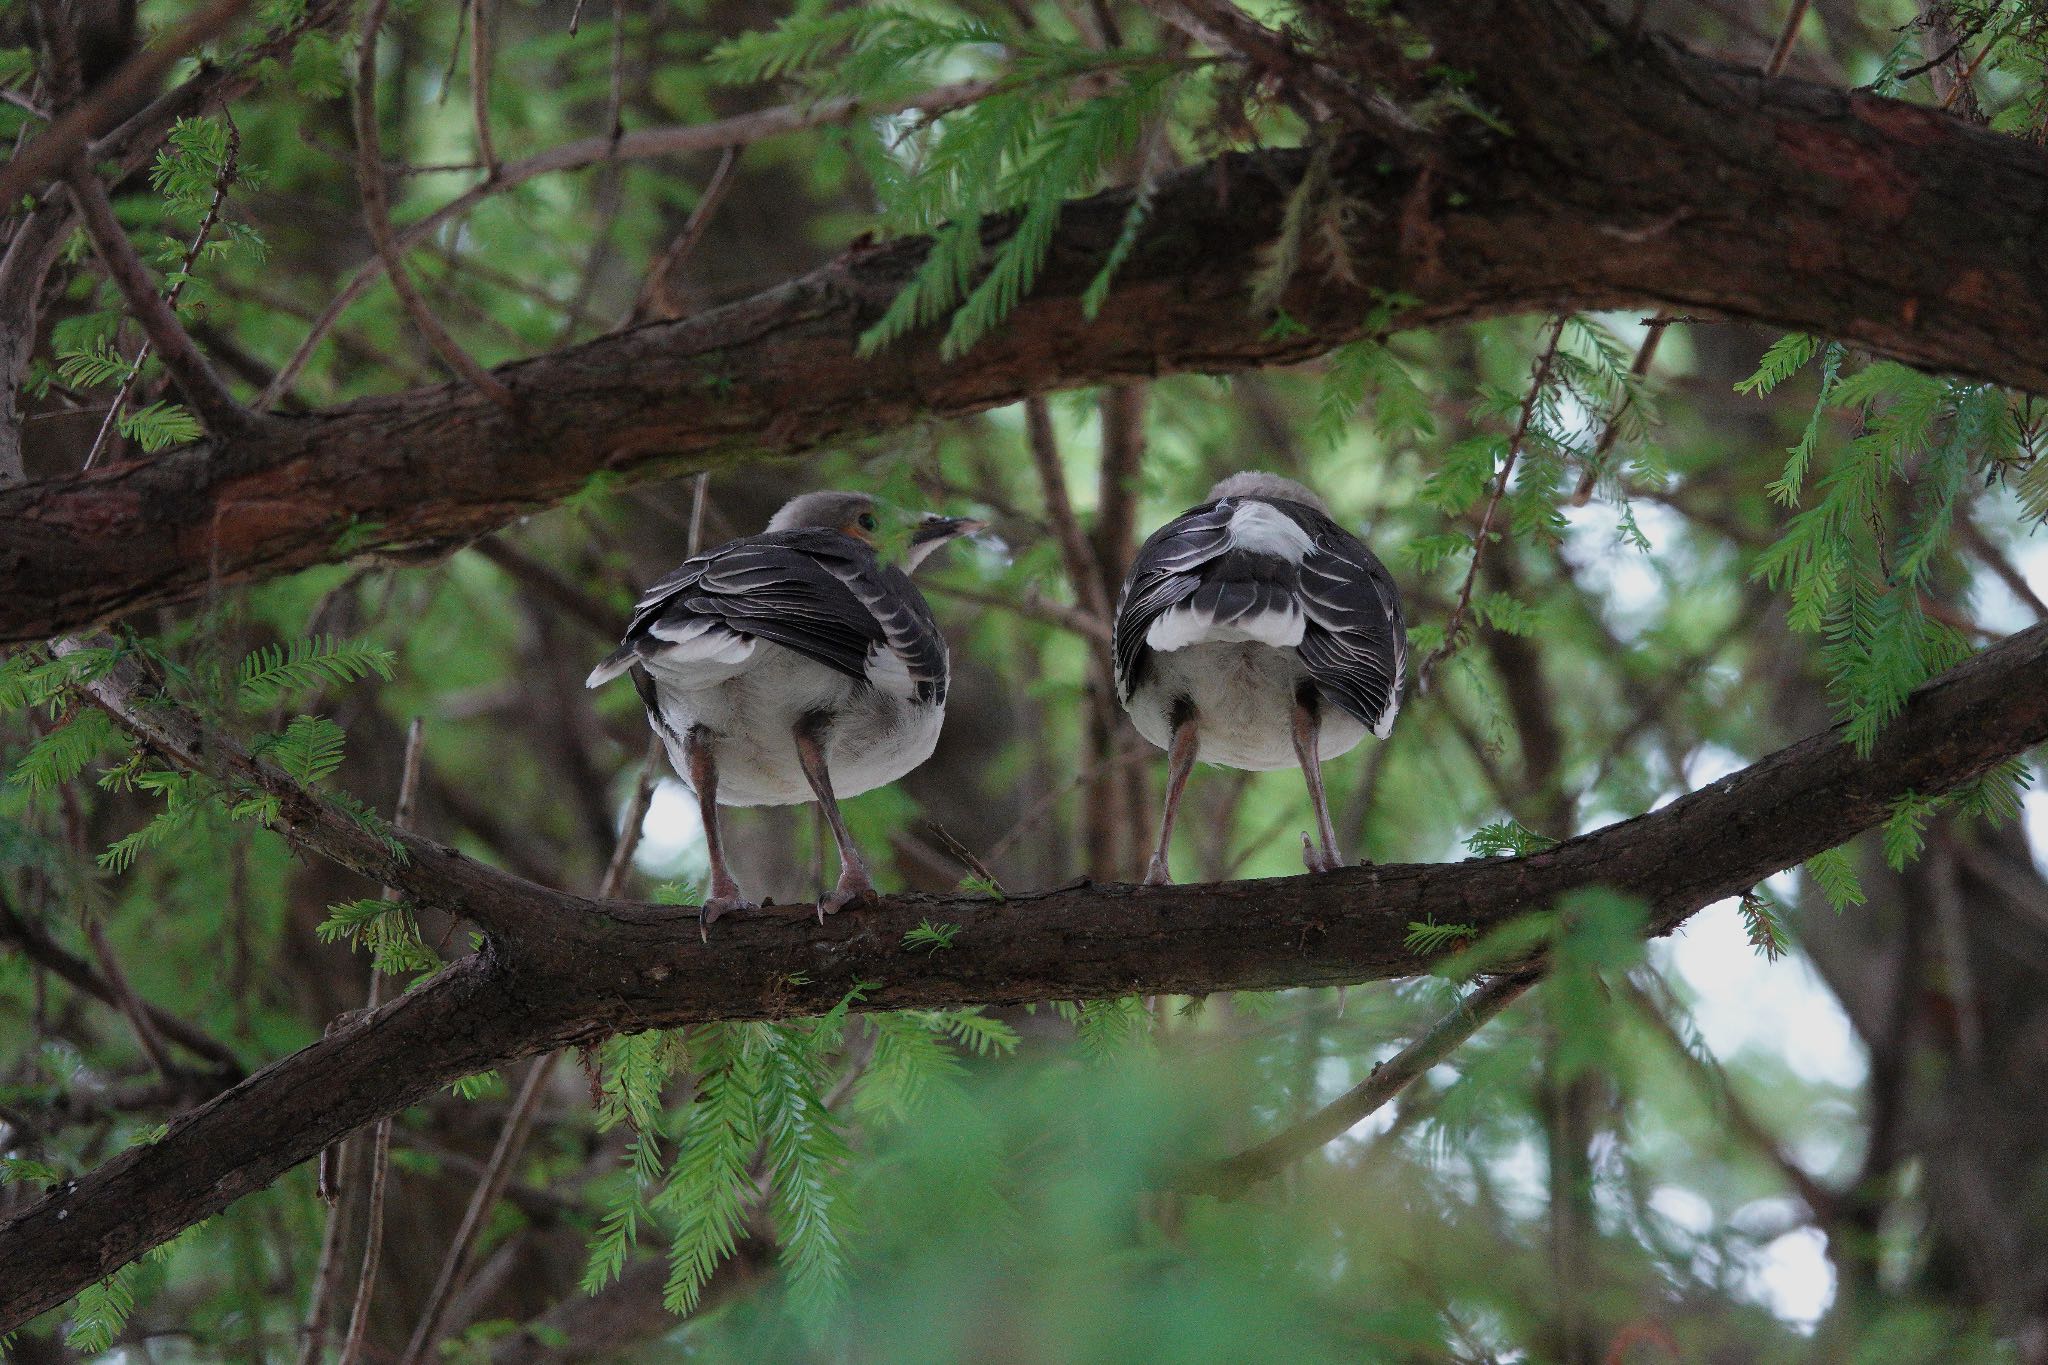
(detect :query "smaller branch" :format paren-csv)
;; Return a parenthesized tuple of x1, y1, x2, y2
(336, 718, 424, 1365)
(83, 118, 242, 470)
(261, 77, 996, 405)
(1566, 315, 1667, 507)
(64, 167, 249, 436)
(473, 538, 621, 640)
(1764, 0, 1812, 79)
(628, 144, 742, 325)
(297, 1136, 354, 1365)
(469, 0, 500, 179)
(1419, 316, 1565, 691)
(1180, 972, 1535, 1196)
(1024, 396, 1112, 626)
(400, 742, 658, 1364)
(0, 887, 239, 1074)
(0, 0, 253, 210)
(1622, 975, 1838, 1219)
(353, 0, 517, 411)
(1961, 515, 2048, 621)
(924, 580, 1113, 644)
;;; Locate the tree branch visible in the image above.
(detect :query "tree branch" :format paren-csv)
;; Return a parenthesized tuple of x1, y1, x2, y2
(5, 617, 2047, 1328)
(11, 14, 2048, 640)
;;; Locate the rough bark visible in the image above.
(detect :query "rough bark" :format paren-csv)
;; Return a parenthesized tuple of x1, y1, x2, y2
(3, 618, 2046, 1330)
(9, 0, 2048, 640)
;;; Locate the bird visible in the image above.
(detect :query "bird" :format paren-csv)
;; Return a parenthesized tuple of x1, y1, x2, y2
(587, 490, 984, 924)
(1112, 471, 1406, 885)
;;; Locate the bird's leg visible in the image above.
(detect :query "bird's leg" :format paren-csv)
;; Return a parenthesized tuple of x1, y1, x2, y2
(1144, 703, 1199, 887)
(685, 727, 755, 928)
(794, 714, 875, 920)
(1290, 693, 1344, 874)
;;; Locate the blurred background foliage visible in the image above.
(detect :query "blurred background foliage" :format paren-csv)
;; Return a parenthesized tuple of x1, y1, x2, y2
(6, 0, 2048, 1359)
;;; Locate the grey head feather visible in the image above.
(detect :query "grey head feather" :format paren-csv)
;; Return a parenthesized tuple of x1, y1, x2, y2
(766, 490, 876, 532)
(1206, 470, 1328, 512)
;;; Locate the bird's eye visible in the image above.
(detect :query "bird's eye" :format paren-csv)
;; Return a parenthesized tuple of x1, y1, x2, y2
(857, 512, 877, 531)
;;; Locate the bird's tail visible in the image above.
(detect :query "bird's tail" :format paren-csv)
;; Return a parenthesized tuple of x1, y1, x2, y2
(585, 645, 637, 689)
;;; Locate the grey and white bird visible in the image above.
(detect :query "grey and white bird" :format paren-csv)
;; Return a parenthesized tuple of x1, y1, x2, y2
(587, 491, 984, 923)
(1112, 471, 1406, 885)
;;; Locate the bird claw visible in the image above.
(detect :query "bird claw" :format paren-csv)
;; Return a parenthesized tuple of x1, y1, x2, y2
(815, 876, 876, 921)
(1142, 854, 1173, 887)
(699, 895, 757, 938)
(1300, 833, 1343, 875)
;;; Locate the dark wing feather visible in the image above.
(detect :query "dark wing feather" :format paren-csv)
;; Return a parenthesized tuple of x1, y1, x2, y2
(607, 529, 949, 703)
(1275, 502, 1407, 736)
(1111, 500, 1236, 702)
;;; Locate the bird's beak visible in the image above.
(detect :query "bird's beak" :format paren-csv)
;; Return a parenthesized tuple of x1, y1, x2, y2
(904, 515, 989, 571)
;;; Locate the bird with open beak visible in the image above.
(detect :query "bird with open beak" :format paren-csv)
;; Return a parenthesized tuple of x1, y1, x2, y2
(588, 491, 985, 924)
(1112, 471, 1406, 884)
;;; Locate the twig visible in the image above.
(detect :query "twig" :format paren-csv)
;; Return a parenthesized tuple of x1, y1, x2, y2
(261, 78, 997, 405)
(0, 0, 253, 210)
(1419, 316, 1565, 691)
(469, 0, 500, 179)
(924, 580, 1113, 644)
(1180, 972, 1535, 1196)
(1024, 396, 1112, 624)
(1961, 514, 2048, 620)
(1764, 0, 1812, 77)
(335, 718, 425, 1365)
(1565, 314, 1666, 507)
(399, 741, 660, 1364)
(1622, 974, 1838, 1219)
(64, 166, 248, 435)
(474, 537, 621, 640)
(353, 0, 517, 410)
(628, 145, 742, 326)
(0, 889, 238, 1072)
(83, 118, 242, 469)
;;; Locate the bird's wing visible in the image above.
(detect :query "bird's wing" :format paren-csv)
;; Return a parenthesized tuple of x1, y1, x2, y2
(1286, 505, 1407, 738)
(1112, 500, 1237, 703)
(817, 556, 950, 705)
(587, 530, 898, 691)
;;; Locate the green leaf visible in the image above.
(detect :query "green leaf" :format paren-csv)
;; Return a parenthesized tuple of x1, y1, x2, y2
(257, 714, 347, 785)
(118, 400, 202, 452)
(1806, 846, 1866, 913)
(65, 1266, 138, 1355)
(1463, 819, 1557, 858)
(8, 708, 120, 792)
(903, 918, 960, 952)
(236, 635, 397, 705)
(1405, 918, 1477, 954)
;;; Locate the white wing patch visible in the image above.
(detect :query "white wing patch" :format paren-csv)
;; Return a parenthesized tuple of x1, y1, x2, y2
(1225, 500, 1315, 561)
(864, 644, 918, 698)
(1145, 599, 1306, 652)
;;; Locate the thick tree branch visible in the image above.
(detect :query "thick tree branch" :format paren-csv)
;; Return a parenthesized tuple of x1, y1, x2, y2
(10, 11, 2048, 640)
(4, 619, 2047, 1328)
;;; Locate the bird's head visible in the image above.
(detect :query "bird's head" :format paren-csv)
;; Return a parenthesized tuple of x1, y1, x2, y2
(1206, 470, 1328, 513)
(766, 490, 986, 570)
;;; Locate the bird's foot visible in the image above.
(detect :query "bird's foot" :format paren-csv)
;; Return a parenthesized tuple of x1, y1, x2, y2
(699, 894, 758, 939)
(1143, 854, 1174, 887)
(815, 872, 877, 922)
(1300, 833, 1343, 874)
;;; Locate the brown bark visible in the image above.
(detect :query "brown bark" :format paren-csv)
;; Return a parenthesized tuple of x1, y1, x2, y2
(9, 0, 2048, 640)
(3, 618, 2047, 1330)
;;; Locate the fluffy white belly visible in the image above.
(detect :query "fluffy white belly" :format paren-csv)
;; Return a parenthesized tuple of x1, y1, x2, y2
(1128, 642, 1365, 771)
(646, 647, 944, 806)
